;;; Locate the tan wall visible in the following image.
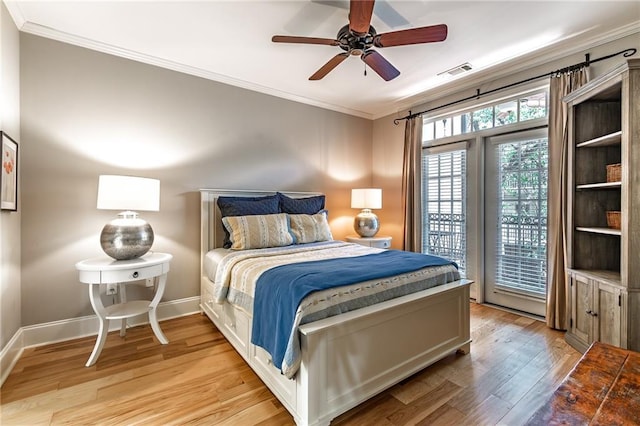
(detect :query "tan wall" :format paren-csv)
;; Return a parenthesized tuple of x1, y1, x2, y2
(20, 34, 372, 326)
(0, 1, 21, 350)
(371, 114, 405, 249)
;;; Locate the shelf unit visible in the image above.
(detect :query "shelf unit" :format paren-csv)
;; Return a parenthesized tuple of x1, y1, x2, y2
(564, 59, 640, 353)
(575, 226, 622, 236)
(576, 182, 621, 190)
(575, 130, 622, 148)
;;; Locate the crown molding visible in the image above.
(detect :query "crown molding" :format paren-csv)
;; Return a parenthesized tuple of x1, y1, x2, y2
(17, 20, 374, 120)
(387, 21, 640, 119)
(3, 1, 26, 29)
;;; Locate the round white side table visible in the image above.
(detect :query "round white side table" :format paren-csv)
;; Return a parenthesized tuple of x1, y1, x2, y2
(75, 252, 172, 366)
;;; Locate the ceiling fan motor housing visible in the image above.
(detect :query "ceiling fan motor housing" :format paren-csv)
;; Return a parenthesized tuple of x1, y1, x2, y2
(337, 24, 376, 56)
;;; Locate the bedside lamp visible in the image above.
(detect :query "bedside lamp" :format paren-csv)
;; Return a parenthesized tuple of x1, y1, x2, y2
(97, 175, 160, 260)
(351, 188, 382, 237)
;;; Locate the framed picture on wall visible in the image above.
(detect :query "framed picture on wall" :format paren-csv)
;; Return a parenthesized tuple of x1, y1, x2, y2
(1, 131, 18, 211)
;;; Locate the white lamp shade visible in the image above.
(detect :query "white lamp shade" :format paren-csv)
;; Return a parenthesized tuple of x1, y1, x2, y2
(351, 188, 382, 209)
(97, 175, 160, 212)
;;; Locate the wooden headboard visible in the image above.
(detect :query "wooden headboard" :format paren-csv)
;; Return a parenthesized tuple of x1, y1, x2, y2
(199, 188, 324, 256)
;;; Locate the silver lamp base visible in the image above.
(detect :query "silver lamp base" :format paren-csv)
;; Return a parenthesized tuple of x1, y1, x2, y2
(100, 211, 154, 260)
(354, 208, 380, 237)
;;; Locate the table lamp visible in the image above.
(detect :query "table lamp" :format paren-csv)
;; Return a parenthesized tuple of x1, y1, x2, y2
(97, 175, 160, 260)
(351, 188, 382, 237)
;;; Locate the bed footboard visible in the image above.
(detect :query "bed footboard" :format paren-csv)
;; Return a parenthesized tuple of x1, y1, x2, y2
(295, 280, 471, 426)
(201, 278, 471, 426)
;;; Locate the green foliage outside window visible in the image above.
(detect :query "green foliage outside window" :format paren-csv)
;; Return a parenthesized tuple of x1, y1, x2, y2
(423, 90, 548, 141)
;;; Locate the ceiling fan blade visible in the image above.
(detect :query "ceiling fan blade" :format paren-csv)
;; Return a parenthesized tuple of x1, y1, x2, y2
(272, 35, 339, 46)
(374, 24, 448, 48)
(309, 53, 349, 80)
(361, 50, 400, 81)
(313, 0, 408, 28)
(373, 0, 409, 28)
(349, 0, 375, 35)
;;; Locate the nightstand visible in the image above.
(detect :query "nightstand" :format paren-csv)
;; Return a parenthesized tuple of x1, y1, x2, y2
(346, 235, 392, 249)
(75, 252, 172, 366)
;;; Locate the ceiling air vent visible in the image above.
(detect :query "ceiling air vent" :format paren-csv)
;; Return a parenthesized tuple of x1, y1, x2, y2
(438, 62, 473, 76)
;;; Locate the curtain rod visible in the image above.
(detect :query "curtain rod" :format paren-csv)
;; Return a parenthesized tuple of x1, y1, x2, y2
(393, 47, 637, 125)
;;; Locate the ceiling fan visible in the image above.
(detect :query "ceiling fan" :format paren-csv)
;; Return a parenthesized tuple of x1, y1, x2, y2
(272, 0, 447, 81)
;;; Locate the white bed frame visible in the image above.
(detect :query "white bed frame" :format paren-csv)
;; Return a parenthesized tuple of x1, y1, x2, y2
(200, 189, 472, 426)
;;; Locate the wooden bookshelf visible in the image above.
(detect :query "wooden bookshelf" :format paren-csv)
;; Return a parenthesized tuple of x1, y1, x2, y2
(564, 59, 640, 354)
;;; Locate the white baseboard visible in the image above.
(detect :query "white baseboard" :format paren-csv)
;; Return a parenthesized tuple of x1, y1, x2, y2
(0, 328, 24, 386)
(0, 296, 201, 386)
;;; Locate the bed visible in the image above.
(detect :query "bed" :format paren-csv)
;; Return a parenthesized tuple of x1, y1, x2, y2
(200, 189, 472, 426)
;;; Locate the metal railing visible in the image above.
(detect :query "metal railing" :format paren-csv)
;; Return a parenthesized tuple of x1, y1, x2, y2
(422, 213, 466, 272)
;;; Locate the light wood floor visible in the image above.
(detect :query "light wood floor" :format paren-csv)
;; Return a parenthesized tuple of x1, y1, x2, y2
(1, 303, 580, 425)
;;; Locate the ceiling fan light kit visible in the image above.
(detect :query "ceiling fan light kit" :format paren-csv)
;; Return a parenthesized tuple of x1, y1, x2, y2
(272, 0, 447, 81)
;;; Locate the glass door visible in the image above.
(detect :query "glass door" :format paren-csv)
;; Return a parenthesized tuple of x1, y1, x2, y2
(484, 129, 548, 316)
(422, 142, 468, 272)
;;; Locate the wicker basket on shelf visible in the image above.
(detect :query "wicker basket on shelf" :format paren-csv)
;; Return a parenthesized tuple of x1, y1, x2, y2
(606, 163, 621, 182)
(606, 211, 621, 229)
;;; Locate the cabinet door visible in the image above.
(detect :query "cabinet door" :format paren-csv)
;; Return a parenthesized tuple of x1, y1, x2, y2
(570, 273, 593, 347)
(593, 282, 622, 347)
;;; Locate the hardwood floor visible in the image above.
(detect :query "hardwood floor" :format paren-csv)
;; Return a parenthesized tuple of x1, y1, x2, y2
(1, 303, 580, 425)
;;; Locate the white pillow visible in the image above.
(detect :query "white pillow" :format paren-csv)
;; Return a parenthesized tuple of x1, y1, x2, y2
(288, 212, 333, 244)
(222, 213, 294, 250)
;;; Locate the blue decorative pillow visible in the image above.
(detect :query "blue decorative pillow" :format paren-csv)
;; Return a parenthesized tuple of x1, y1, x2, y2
(278, 192, 325, 215)
(217, 194, 280, 248)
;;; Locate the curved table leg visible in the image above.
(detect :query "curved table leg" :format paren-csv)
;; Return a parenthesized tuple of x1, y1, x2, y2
(87, 284, 110, 367)
(149, 273, 169, 344)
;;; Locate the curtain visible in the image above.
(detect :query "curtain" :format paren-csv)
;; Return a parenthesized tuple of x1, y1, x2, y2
(402, 116, 423, 252)
(546, 68, 589, 330)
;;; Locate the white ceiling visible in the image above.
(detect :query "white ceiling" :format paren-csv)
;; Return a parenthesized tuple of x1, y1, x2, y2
(6, 1, 640, 119)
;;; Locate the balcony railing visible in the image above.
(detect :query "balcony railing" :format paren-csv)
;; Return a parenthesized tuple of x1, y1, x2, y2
(423, 213, 466, 272)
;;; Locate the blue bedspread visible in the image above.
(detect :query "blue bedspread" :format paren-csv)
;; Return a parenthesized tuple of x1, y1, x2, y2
(251, 249, 457, 372)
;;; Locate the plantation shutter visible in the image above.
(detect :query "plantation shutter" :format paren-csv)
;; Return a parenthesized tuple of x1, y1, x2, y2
(422, 141, 468, 274)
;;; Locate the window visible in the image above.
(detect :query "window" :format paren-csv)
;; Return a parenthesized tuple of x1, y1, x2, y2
(494, 136, 548, 295)
(472, 107, 494, 131)
(519, 92, 548, 121)
(495, 100, 518, 126)
(421, 87, 549, 315)
(422, 145, 467, 274)
(423, 90, 548, 142)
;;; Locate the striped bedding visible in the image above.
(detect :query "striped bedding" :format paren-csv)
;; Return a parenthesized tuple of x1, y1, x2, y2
(208, 240, 460, 378)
